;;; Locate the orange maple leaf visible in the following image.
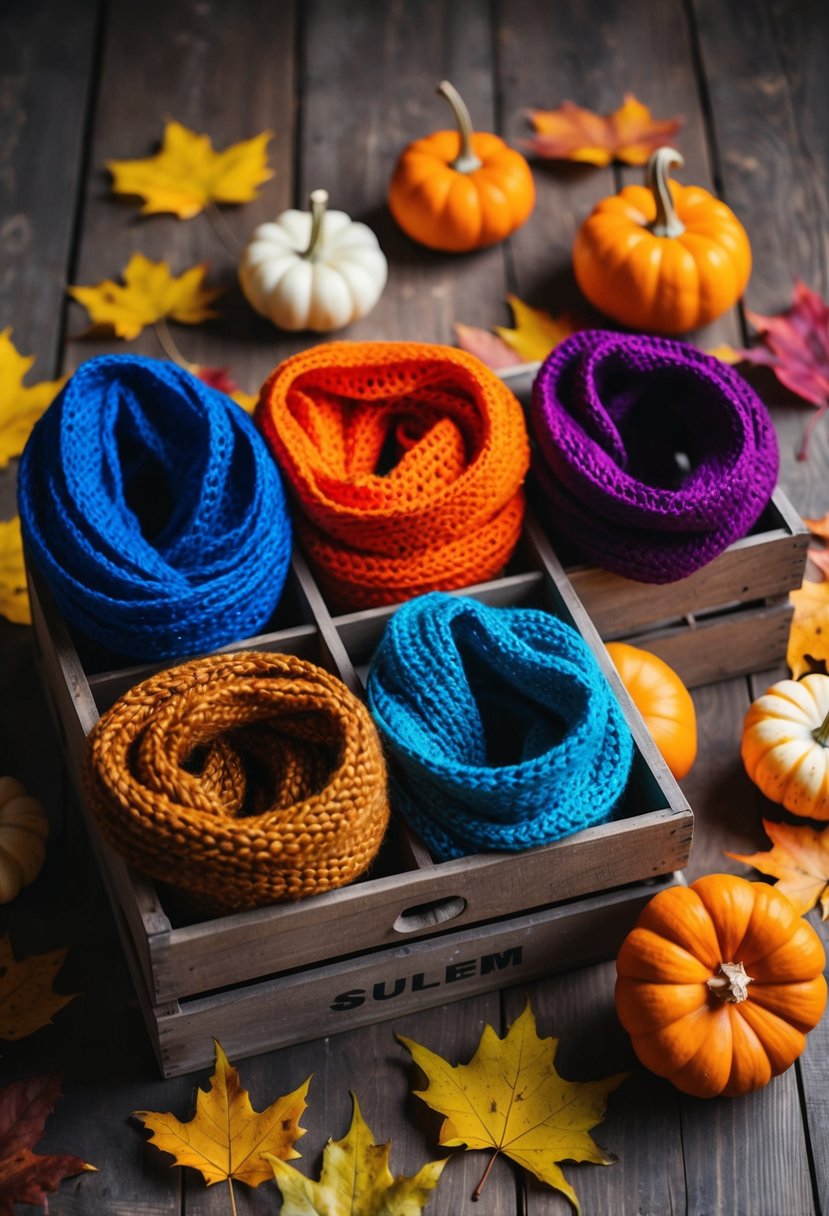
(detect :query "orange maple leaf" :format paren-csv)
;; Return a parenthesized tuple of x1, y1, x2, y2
(728, 818, 829, 918)
(524, 94, 683, 166)
(788, 578, 829, 679)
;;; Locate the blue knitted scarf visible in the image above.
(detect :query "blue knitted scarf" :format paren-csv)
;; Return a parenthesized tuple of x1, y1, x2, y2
(18, 355, 292, 660)
(366, 592, 634, 860)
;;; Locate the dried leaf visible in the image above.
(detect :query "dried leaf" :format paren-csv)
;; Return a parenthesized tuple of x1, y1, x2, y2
(707, 344, 743, 365)
(728, 819, 829, 918)
(0, 937, 77, 1041)
(0, 330, 66, 470)
(456, 296, 580, 369)
(193, 365, 258, 413)
(525, 93, 683, 166)
(68, 253, 221, 341)
(134, 1039, 309, 1188)
(0, 518, 30, 627)
(0, 1074, 95, 1213)
(454, 324, 518, 370)
(788, 578, 829, 679)
(107, 119, 274, 219)
(268, 1092, 446, 1216)
(804, 513, 829, 541)
(399, 1001, 626, 1212)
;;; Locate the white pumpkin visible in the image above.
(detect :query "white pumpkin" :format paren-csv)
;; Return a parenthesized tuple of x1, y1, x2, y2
(239, 188, 388, 332)
(0, 775, 48, 903)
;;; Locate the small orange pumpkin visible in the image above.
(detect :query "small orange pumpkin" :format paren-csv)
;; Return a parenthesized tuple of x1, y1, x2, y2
(605, 642, 696, 780)
(573, 147, 751, 333)
(741, 672, 829, 820)
(616, 873, 827, 1098)
(387, 80, 535, 253)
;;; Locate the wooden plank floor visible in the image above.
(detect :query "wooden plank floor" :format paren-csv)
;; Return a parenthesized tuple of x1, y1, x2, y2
(2, 1, 828, 1212)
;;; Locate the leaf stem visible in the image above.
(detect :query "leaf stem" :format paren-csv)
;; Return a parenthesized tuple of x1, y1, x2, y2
(797, 400, 828, 462)
(204, 200, 245, 258)
(227, 1177, 238, 1216)
(472, 1149, 500, 1201)
(153, 319, 196, 373)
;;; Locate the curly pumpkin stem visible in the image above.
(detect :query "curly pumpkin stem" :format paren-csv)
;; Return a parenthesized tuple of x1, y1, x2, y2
(813, 706, 829, 748)
(647, 147, 686, 239)
(302, 189, 329, 261)
(707, 961, 754, 1004)
(437, 80, 483, 174)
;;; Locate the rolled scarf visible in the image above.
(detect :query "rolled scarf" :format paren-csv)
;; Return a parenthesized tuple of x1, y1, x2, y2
(366, 592, 634, 860)
(256, 341, 530, 610)
(530, 330, 779, 583)
(18, 354, 292, 659)
(83, 651, 389, 912)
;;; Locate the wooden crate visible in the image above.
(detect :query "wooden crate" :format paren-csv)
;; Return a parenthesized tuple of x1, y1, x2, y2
(501, 364, 809, 688)
(28, 511, 692, 1078)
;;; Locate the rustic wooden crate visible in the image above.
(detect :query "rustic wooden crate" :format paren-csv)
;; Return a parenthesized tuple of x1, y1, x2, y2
(501, 363, 809, 688)
(27, 508, 692, 1078)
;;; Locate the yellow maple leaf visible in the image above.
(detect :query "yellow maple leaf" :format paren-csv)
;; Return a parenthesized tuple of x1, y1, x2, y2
(0, 330, 66, 469)
(707, 344, 743, 364)
(107, 119, 274, 219)
(728, 819, 829, 919)
(493, 295, 580, 364)
(526, 94, 683, 167)
(788, 578, 829, 679)
(134, 1039, 309, 1198)
(0, 518, 30, 626)
(0, 937, 77, 1040)
(399, 1001, 626, 1212)
(267, 1092, 446, 1216)
(68, 253, 221, 341)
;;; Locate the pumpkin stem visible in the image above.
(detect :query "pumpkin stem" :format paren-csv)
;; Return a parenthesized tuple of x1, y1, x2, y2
(813, 706, 829, 747)
(437, 80, 483, 174)
(647, 147, 686, 239)
(302, 189, 328, 261)
(707, 961, 754, 1004)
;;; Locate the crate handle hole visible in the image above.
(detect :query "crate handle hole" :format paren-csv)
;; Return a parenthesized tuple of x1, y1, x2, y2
(393, 896, 467, 934)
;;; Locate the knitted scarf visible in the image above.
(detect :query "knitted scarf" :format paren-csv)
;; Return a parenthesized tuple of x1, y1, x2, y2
(83, 651, 389, 912)
(531, 330, 779, 583)
(256, 341, 530, 610)
(18, 355, 292, 660)
(366, 592, 633, 860)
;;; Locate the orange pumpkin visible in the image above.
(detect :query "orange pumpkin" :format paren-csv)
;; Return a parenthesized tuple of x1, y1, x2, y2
(606, 641, 696, 780)
(388, 80, 535, 253)
(616, 874, 827, 1098)
(573, 147, 751, 333)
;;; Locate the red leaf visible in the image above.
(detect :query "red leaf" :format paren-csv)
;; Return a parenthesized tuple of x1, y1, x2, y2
(730, 281, 829, 458)
(0, 1075, 94, 1214)
(454, 323, 518, 370)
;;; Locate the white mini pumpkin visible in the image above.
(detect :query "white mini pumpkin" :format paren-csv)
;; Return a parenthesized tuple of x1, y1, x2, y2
(0, 775, 48, 903)
(239, 188, 388, 332)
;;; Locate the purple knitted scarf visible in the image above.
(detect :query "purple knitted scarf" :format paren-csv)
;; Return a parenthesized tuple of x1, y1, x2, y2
(530, 330, 779, 583)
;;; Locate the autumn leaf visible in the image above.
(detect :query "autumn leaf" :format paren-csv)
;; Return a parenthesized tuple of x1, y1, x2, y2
(0, 330, 66, 470)
(194, 365, 258, 413)
(0, 1074, 95, 1213)
(802, 513, 829, 581)
(268, 1092, 446, 1216)
(107, 119, 274, 219)
(456, 295, 581, 369)
(728, 819, 829, 918)
(399, 1001, 626, 1211)
(135, 1039, 309, 1199)
(0, 518, 30, 627)
(788, 578, 829, 678)
(525, 94, 683, 166)
(68, 253, 221, 341)
(0, 937, 77, 1041)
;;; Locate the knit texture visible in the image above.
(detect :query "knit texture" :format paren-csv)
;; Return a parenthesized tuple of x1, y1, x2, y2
(366, 592, 634, 860)
(256, 341, 530, 610)
(531, 330, 779, 583)
(18, 354, 292, 660)
(83, 651, 389, 913)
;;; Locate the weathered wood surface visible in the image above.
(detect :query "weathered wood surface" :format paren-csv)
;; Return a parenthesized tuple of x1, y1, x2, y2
(1, 1, 828, 1213)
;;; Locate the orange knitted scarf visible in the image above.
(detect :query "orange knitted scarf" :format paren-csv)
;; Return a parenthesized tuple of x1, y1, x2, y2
(256, 342, 530, 609)
(83, 652, 389, 913)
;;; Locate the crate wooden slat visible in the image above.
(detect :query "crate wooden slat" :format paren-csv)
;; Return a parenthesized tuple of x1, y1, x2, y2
(500, 363, 808, 686)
